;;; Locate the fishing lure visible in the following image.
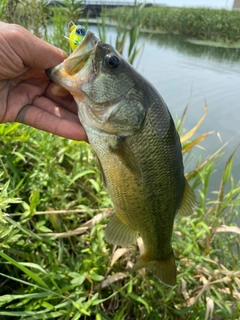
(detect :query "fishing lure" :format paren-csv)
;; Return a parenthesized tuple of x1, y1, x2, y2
(68, 21, 86, 51)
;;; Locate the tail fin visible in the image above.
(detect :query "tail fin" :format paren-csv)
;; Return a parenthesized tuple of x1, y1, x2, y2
(132, 252, 176, 286)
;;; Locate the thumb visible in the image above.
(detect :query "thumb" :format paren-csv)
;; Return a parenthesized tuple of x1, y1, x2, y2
(1, 22, 67, 70)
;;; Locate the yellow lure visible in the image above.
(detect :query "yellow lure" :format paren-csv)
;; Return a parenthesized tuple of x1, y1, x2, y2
(69, 23, 86, 51)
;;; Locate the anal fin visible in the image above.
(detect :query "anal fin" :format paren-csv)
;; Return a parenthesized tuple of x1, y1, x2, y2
(105, 214, 139, 247)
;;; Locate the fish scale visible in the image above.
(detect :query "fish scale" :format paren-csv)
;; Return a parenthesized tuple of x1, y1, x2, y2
(47, 31, 196, 286)
(127, 103, 183, 251)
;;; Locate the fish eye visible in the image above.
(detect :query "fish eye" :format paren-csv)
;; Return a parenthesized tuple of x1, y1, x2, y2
(105, 54, 120, 69)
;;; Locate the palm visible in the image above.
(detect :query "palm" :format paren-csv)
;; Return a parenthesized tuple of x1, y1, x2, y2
(1, 68, 49, 122)
(0, 21, 87, 141)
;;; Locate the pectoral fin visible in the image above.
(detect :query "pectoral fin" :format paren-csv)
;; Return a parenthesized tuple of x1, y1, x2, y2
(109, 136, 142, 181)
(95, 155, 107, 188)
(105, 214, 139, 246)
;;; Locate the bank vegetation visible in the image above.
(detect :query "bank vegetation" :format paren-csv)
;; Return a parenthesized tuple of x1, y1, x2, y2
(107, 6, 240, 46)
(0, 1, 239, 319)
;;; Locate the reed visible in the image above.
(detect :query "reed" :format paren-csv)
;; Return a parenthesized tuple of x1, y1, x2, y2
(0, 2, 239, 319)
(0, 110, 239, 319)
(107, 6, 240, 44)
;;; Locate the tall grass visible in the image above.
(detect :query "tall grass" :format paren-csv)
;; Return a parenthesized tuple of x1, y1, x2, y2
(12, 0, 49, 38)
(0, 1, 239, 319)
(107, 6, 240, 44)
(97, 1, 148, 64)
(0, 114, 239, 319)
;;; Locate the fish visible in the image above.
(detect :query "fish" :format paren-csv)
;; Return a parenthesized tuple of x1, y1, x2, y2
(68, 22, 86, 51)
(46, 31, 196, 286)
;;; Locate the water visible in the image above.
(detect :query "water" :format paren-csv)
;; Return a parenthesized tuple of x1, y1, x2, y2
(89, 24, 240, 193)
(137, 33, 240, 189)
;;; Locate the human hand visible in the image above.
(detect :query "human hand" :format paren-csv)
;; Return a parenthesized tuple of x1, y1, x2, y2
(0, 21, 87, 141)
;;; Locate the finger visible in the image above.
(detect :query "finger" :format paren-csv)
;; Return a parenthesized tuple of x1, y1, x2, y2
(16, 104, 87, 141)
(33, 95, 79, 124)
(2, 22, 67, 70)
(44, 82, 78, 114)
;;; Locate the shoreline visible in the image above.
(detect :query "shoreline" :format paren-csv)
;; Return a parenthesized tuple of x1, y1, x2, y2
(80, 18, 240, 49)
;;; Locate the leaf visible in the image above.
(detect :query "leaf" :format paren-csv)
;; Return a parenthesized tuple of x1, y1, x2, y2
(113, 303, 131, 320)
(216, 225, 240, 235)
(89, 178, 100, 193)
(70, 274, 86, 286)
(89, 272, 104, 282)
(37, 225, 53, 233)
(0, 272, 39, 288)
(72, 312, 83, 320)
(40, 210, 112, 238)
(18, 262, 47, 274)
(110, 248, 130, 267)
(12, 151, 26, 162)
(0, 252, 49, 289)
(217, 148, 237, 209)
(0, 292, 52, 304)
(181, 103, 208, 144)
(0, 310, 66, 318)
(128, 293, 150, 313)
(204, 297, 214, 320)
(29, 189, 40, 214)
(94, 273, 128, 290)
(176, 99, 190, 133)
(185, 143, 226, 181)
(137, 237, 144, 255)
(182, 131, 216, 154)
(68, 169, 96, 186)
(222, 149, 236, 185)
(3, 216, 42, 240)
(3, 122, 20, 135)
(71, 301, 90, 316)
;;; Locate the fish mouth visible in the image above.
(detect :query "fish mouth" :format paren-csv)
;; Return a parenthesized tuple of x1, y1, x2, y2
(46, 31, 99, 95)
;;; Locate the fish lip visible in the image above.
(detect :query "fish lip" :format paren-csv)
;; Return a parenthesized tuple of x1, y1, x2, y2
(70, 30, 99, 56)
(63, 31, 99, 75)
(46, 31, 99, 88)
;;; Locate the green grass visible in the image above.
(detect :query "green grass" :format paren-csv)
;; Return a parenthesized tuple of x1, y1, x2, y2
(0, 1, 240, 318)
(0, 112, 239, 319)
(107, 6, 240, 45)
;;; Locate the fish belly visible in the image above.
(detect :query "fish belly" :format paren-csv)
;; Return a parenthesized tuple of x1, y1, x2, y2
(84, 101, 185, 286)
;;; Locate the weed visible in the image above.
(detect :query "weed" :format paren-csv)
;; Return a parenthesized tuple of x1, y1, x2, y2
(107, 6, 240, 44)
(0, 106, 239, 318)
(0, 2, 239, 319)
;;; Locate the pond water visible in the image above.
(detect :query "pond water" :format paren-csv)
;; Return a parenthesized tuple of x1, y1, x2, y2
(89, 24, 240, 194)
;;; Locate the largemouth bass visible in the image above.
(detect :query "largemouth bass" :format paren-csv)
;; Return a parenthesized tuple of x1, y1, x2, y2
(46, 31, 196, 286)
